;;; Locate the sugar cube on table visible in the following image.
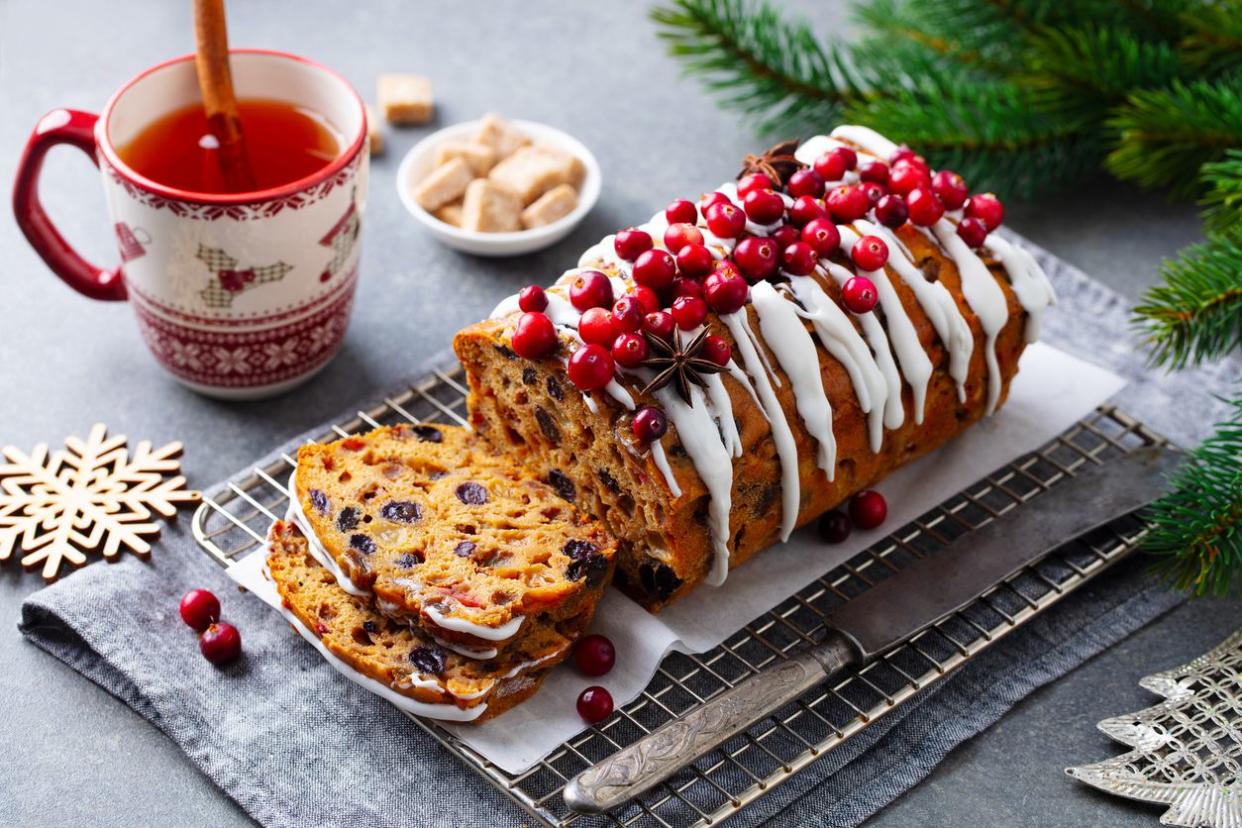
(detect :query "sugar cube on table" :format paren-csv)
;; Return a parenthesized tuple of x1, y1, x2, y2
(461, 179, 522, 232)
(435, 201, 463, 227)
(488, 145, 583, 205)
(377, 74, 434, 125)
(521, 183, 578, 228)
(364, 105, 384, 155)
(434, 141, 497, 175)
(414, 157, 473, 211)
(472, 114, 531, 160)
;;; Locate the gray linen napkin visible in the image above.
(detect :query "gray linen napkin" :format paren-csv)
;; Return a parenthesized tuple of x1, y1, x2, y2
(19, 240, 1240, 828)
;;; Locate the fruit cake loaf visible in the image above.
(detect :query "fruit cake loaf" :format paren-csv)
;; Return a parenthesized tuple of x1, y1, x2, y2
(454, 124, 1056, 611)
(291, 422, 616, 654)
(267, 521, 571, 722)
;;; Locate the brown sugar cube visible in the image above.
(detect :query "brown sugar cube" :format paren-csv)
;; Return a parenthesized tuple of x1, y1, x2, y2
(364, 105, 384, 156)
(435, 200, 463, 227)
(488, 146, 580, 205)
(377, 74, 434, 124)
(534, 143, 586, 189)
(460, 179, 522, 232)
(521, 184, 579, 229)
(434, 141, 497, 175)
(472, 114, 531, 160)
(414, 157, 473, 211)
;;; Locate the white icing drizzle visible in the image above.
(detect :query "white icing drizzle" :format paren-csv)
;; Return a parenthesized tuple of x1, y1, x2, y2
(984, 233, 1057, 342)
(425, 603, 525, 642)
(650, 441, 682, 497)
(931, 218, 1010, 414)
(829, 125, 899, 160)
(839, 225, 933, 423)
(703, 372, 743, 458)
(433, 635, 498, 661)
(750, 282, 837, 479)
(285, 474, 369, 598)
(736, 308, 781, 386)
(822, 262, 906, 431)
(720, 310, 800, 542)
(787, 274, 888, 452)
(857, 218, 974, 402)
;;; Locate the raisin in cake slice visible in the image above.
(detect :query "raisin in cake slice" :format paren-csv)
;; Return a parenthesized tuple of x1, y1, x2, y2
(267, 521, 572, 722)
(291, 422, 616, 655)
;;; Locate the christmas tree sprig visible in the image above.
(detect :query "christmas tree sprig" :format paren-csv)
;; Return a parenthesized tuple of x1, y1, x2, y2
(652, 0, 1242, 595)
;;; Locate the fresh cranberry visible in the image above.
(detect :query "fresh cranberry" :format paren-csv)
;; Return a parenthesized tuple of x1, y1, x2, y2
(511, 312, 558, 359)
(771, 224, 800, 250)
(737, 172, 774, 195)
(643, 310, 676, 341)
(199, 622, 242, 666)
(956, 216, 989, 248)
(578, 307, 618, 346)
(612, 296, 644, 331)
(700, 190, 731, 211)
(671, 295, 709, 330)
(703, 270, 749, 314)
(889, 160, 930, 196)
(842, 275, 879, 313)
(782, 241, 819, 276)
(567, 344, 615, 391)
(786, 168, 825, 198)
(574, 634, 617, 677)
(614, 228, 653, 261)
(874, 194, 909, 228)
(676, 243, 714, 277)
(632, 405, 668, 442)
(743, 188, 785, 224)
(577, 685, 614, 723)
(627, 285, 661, 315)
(966, 193, 1004, 230)
(788, 195, 827, 227)
(570, 270, 614, 311)
(733, 237, 779, 282)
(704, 201, 746, 239)
(713, 259, 743, 279)
(664, 222, 704, 253)
(801, 217, 841, 256)
(665, 199, 698, 225)
(611, 332, 649, 368)
(179, 589, 220, 632)
(633, 249, 677, 290)
(859, 181, 887, 206)
(859, 161, 890, 185)
(817, 510, 852, 544)
(932, 170, 969, 210)
(517, 285, 547, 313)
(672, 276, 704, 299)
(826, 185, 869, 223)
(889, 145, 918, 166)
(701, 334, 732, 366)
(849, 490, 888, 530)
(814, 147, 855, 181)
(851, 234, 889, 271)
(906, 188, 945, 226)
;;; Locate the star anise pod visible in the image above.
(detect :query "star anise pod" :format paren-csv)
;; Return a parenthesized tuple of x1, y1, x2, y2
(640, 328, 723, 404)
(738, 139, 805, 188)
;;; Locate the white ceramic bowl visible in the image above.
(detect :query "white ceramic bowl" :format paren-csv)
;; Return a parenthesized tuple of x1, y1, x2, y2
(397, 119, 601, 257)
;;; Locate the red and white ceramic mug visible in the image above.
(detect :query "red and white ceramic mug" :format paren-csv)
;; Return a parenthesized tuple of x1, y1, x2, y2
(12, 49, 368, 399)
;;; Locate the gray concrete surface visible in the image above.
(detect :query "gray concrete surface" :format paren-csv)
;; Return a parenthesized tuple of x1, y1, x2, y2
(1, 1, 1237, 826)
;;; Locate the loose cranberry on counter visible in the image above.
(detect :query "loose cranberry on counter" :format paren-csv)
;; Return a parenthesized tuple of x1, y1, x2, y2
(611, 332, 649, 368)
(956, 216, 989, 248)
(874, 194, 909, 228)
(782, 241, 818, 276)
(632, 405, 669, 443)
(786, 168, 825, 199)
(701, 334, 732, 366)
(932, 170, 969, 210)
(577, 307, 618, 346)
(742, 188, 785, 225)
(841, 275, 879, 314)
(574, 634, 616, 677)
(817, 510, 852, 544)
(511, 312, 558, 359)
(664, 222, 704, 254)
(569, 270, 614, 311)
(703, 270, 749, 315)
(611, 296, 644, 332)
(825, 185, 869, 223)
(179, 589, 220, 632)
(199, 622, 242, 666)
(676, 243, 714, 277)
(704, 200, 747, 239)
(851, 234, 889, 271)
(643, 310, 676, 341)
(906, 187, 945, 227)
(614, 227, 653, 261)
(849, 490, 888, 530)
(632, 249, 677, 290)
(665, 198, 698, 225)
(965, 192, 1005, 230)
(802, 217, 841, 256)
(671, 295, 709, 330)
(577, 686, 614, 724)
(517, 284, 547, 313)
(567, 344, 615, 392)
(733, 237, 779, 282)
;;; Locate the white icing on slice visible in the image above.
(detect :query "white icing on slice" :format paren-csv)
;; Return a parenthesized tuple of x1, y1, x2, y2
(822, 262, 905, 431)
(984, 233, 1057, 342)
(721, 311, 800, 542)
(285, 474, 369, 598)
(839, 225, 933, 423)
(703, 372, 743, 458)
(736, 309, 781, 386)
(750, 282, 836, 478)
(787, 275, 888, 453)
(931, 219, 1010, 414)
(433, 636, 498, 661)
(649, 441, 682, 497)
(425, 603, 525, 642)
(829, 125, 899, 160)
(857, 219, 974, 403)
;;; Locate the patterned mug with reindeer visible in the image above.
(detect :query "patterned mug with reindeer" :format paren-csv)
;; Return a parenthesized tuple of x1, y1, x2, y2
(13, 50, 367, 399)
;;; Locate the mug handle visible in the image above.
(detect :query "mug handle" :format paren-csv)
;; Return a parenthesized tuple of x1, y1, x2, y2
(12, 108, 127, 301)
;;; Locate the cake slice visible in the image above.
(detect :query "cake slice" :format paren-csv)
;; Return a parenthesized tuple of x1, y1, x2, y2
(291, 422, 616, 654)
(267, 521, 570, 722)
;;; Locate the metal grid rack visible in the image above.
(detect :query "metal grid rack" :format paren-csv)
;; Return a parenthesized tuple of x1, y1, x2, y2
(192, 365, 1168, 827)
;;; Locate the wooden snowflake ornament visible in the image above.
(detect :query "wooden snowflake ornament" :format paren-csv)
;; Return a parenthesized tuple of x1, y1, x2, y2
(0, 424, 200, 582)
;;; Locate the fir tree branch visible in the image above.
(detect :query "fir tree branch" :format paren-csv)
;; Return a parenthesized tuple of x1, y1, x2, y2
(1146, 396, 1242, 596)
(1201, 149, 1242, 233)
(1177, 0, 1242, 77)
(1132, 229, 1242, 368)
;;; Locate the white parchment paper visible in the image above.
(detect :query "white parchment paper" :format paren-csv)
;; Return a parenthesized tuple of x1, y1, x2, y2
(228, 341, 1124, 774)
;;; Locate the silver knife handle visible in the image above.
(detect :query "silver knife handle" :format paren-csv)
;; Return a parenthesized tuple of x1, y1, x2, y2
(563, 632, 859, 814)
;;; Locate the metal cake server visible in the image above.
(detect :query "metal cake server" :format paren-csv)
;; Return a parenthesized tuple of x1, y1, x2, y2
(563, 445, 1181, 814)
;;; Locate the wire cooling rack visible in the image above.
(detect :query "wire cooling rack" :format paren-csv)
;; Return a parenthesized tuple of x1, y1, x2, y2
(193, 364, 1169, 827)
